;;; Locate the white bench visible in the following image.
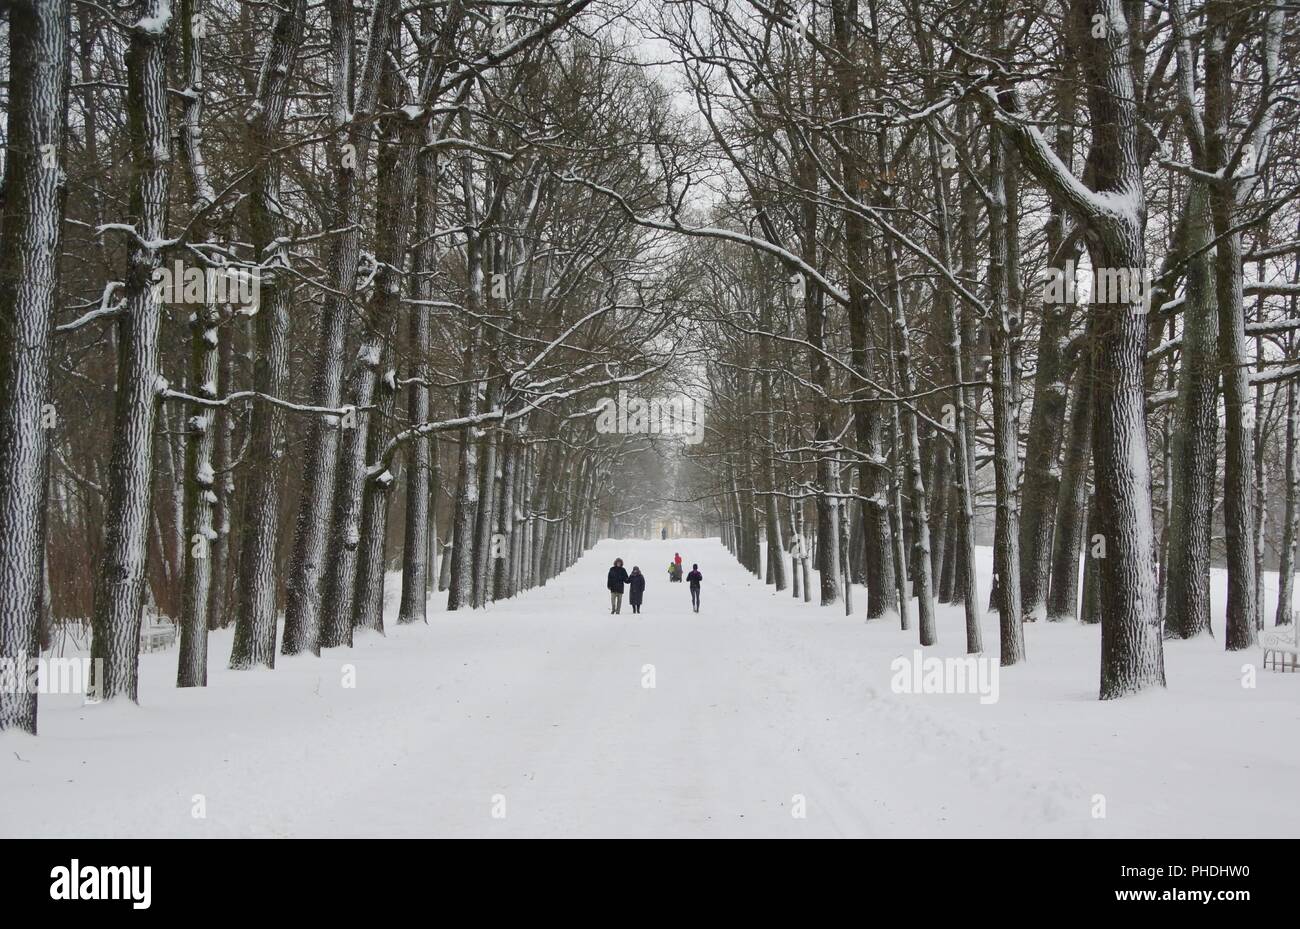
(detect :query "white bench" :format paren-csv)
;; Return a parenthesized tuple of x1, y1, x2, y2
(1261, 622, 1298, 672)
(140, 617, 177, 653)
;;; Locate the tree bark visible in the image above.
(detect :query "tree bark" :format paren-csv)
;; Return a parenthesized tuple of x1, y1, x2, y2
(91, 0, 172, 697)
(0, 0, 70, 732)
(282, 0, 397, 655)
(1164, 184, 1219, 639)
(228, 0, 307, 669)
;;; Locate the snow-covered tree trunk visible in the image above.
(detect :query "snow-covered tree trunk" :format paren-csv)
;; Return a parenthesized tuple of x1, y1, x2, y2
(1080, 492, 1101, 625)
(176, 0, 219, 687)
(207, 300, 235, 629)
(446, 365, 481, 609)
(1018, 104, 1077, 621)
(991, 0, 1163, 698)
(787, 493, 801, 600)
(349, 71, 425, 633)
(840, 495, 852, 615)
(472, 389, 500, 608)
(0, 0, 70, 732)
(227, 0, 307, 670)
(1277, 379, 1298, 627)
(938, 488, 958, 604)
(1164, 184, 1219, 639)
(1252, 332, 1267, 633)
(350, 360, 398, 635)
(428, 435, 443, 596)
(91, 0, 172, 698)
(447, 104, 488, 610)
(323, 90, 420, 636)
(318, 343, 381, 647)
(397, 120, 439, 625)
(282, 0, 397, 655)
(493, 424, 520, 601)
(926, 440, 949, 588)
(986, 89, 1025, 663)
(789, 152, 840, 606)
(885, 240, 935, 644)
(926, 130, 982, 653)
(1205, 4, 1259, 651)
(1046, 344, 1094, 621)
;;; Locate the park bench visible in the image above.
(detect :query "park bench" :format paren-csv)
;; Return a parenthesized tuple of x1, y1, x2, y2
(140, 616, 177, 653)
(1260, 620, 1299, 672)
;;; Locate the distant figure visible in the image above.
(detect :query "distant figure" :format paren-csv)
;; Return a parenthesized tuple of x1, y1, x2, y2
(607, 558, 630, 614)
(661, 527, 667, 541)
(629, 566, 646, 614)
(687, 564, 702, 613)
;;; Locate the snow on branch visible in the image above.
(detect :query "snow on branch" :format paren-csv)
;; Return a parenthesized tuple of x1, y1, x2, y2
(160, 387, 370, 418)
(56, 282, 125, 334)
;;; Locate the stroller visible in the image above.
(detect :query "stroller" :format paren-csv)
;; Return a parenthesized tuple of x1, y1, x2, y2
(668, 562, 683, 583)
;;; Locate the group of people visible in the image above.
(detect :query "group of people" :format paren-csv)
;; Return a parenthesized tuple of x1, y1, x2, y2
(607, 552, 702, 614)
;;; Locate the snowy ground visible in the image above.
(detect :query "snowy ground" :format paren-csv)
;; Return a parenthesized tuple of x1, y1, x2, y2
(2, 538, 1297, 837)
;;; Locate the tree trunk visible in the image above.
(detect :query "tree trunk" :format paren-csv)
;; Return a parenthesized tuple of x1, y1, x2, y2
(927, 128, 982, 652)
(995, 0, 1163, 697)
(207, 295, 235, 629)
(0, 0, 70, 732)
(397, 122, 438, 624)
(987, 102, 1025, 663)
(228, 0, 307, 669)
(91, 0, 172, 697)
(281, 0, 397, 655)
(176, 0, 219, 687)
(1164, 184, 1219, 639)
(1277, 380, 1298, 627)
(1046, 344, 1094, 621)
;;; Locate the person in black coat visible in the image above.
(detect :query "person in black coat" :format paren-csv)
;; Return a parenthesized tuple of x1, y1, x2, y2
(628, 566, 646, 613)
(686, 564, 702, 612)
(607, 558, 630, 614)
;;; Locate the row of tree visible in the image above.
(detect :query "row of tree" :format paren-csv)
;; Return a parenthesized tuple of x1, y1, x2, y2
(635, 0, 1300, 699)
(0, 0, 698, 734)
(2, 0, 1299, 737)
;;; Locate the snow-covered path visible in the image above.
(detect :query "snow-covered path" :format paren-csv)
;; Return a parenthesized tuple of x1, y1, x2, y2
(2, 538, 1297, 837)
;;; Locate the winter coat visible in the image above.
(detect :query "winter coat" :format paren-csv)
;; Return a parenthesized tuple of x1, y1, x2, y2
(607, 565, 630, 592)
(629, 572, 646, 605)
(686, 569, 702, 589)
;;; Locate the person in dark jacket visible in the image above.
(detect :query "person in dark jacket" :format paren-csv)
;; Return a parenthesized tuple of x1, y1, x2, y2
(628, 566, 646, 613)
(686, 564, 702, 612)
(607, 558, 630, 614)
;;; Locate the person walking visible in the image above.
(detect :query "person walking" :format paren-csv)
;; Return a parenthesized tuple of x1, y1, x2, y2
(686, 564, 702, 613)
(628, 566, 646, 614)
(607, 558, 630, 614)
